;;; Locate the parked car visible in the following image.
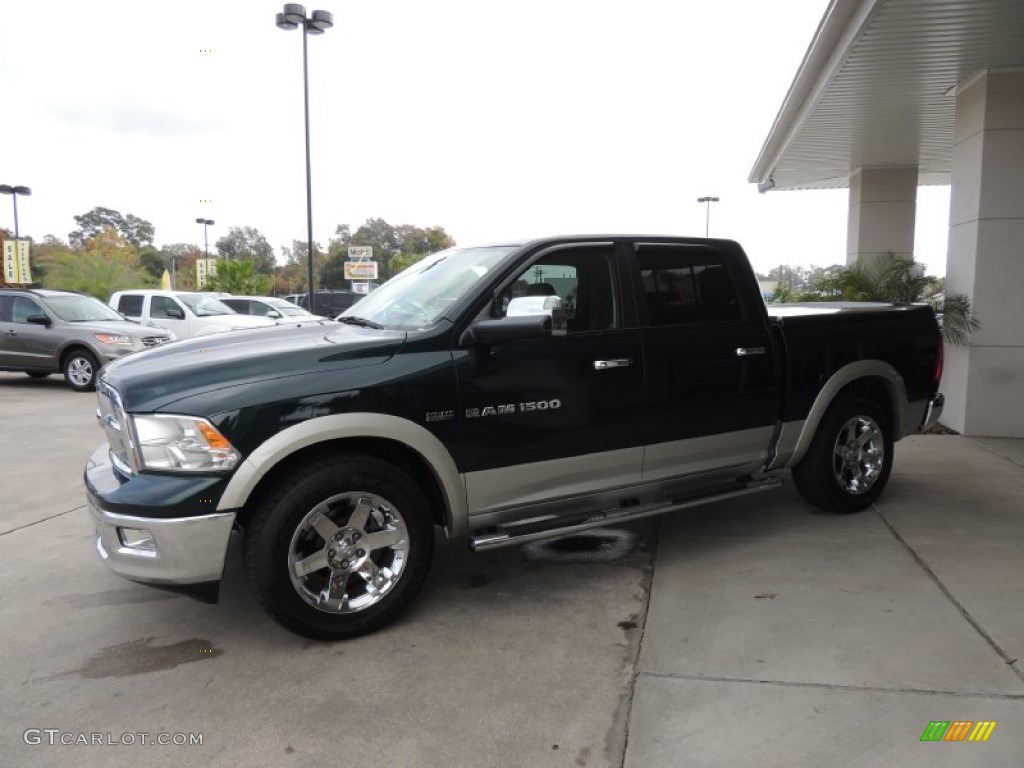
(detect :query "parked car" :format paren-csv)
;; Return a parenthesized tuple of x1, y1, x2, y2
(294, 290, 363, 317)
(86, 236, 944, 640)
(0, 287, 172, 391)
(109, 290, 276, 340)
(220, 296, 324, 323)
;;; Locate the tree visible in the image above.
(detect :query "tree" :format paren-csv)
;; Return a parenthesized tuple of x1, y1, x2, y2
(69, 207, 155, 249)
(350, 218, 400, 278)
(319, 219, 457, 286)
(216, 226, 277, 274)
(271, 263, 305, 295)
(39, 229, 154, 300)
(205, 259, 272, 295)
(799, 255, 979, 345)
(159, 243, 203, 290)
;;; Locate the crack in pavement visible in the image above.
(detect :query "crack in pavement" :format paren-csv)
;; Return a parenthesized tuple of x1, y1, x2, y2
(636, 670, 1024, 700)
(873, 504, 1024, 683)
(617, 521, 659, 768)
(0, 505, 85, 537)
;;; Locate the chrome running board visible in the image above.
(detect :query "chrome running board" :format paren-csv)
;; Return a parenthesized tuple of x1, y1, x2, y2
(469, 477, 782, 552)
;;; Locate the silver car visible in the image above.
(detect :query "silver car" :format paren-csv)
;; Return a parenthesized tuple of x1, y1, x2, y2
(0, 288, 173, 391)
(220, 295, 325, 323)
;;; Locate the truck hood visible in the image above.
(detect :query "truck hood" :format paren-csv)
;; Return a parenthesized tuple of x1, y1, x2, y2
(100, 322, 407, 412)
(194, 314, 277, 331)
(69, 319, 172, 339)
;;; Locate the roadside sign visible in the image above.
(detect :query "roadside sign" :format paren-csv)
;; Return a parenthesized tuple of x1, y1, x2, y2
(343, 261, 378, 280)
(2, 239, 31, 283)
(348, 246, 373, 260)
(196, 258, 217, 288)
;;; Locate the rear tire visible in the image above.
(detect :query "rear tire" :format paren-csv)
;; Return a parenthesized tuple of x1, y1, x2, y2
(63, 350, 99, 392)
(791, 394, 893, 513)
(243, 453, 435, 640)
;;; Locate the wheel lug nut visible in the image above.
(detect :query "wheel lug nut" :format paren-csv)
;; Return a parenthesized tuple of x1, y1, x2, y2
(356, 549, 365, 557)
(328, 549, 336, 558)
(352, 532, 361, 541)
(341, 560, 349, 569)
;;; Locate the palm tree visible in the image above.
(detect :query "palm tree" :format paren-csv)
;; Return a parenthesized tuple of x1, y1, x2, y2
(789, 255, 978, 345)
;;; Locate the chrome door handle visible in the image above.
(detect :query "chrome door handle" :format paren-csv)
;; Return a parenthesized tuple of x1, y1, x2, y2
(5, 330, 16, 336)
(593, 359, 633, 370)
(736, 347, 766, 357)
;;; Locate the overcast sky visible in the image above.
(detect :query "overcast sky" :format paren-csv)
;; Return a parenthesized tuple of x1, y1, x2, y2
(1, 0, 951, 276)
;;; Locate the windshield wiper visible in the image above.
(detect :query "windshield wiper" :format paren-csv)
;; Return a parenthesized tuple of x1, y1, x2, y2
(336, 316, 383, 329)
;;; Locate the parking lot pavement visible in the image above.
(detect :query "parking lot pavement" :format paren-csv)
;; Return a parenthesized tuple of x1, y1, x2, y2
(0, 373, 652, 768)
(626, 435, 1024, 767)
(4, 371, 1023, 767)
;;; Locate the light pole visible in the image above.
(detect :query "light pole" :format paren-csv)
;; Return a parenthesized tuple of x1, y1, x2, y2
(196, 218, 215, 258)
(276, 3, 333, 313)
(0, 184, 31, 240)
(697, 196, 719, 237)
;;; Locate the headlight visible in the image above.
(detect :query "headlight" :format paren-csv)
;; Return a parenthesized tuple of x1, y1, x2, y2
(95, 333, 134, 346)
(131, 414, 240, 472)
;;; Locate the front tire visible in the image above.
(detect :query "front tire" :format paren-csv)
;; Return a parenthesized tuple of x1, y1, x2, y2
(63, 350, 100, 392)
(243, 453, 435, 640)
(791, 394, 893, 513)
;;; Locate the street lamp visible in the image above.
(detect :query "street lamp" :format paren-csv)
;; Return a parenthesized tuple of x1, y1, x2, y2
(697, 196, 720, 237)
(276, 3, 333, 313)
(196, 217, 215, 258)
(0, 184, 31, 239)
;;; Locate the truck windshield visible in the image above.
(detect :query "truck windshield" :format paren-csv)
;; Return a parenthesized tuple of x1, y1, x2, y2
(179, 294, 235, 317)
(340, 246, 516, 329)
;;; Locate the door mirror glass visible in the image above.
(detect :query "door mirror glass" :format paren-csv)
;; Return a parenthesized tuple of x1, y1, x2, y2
(26, 314, 52, 326)
(166, 306, 185, 320)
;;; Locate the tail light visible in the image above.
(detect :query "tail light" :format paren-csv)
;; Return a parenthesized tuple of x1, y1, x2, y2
(934, 333, 944, 385)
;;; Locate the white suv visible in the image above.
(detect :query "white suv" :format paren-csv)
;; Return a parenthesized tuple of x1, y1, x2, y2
(109, 290, 276, 340)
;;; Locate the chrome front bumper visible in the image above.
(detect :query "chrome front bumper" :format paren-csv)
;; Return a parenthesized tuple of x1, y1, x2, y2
(89, 501, 235, 586)
(921, 393, 945, 431)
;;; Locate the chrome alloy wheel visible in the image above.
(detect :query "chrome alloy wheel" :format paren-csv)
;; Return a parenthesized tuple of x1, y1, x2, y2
(287, 492, 410, 613)
(832, 416, 885, 494)
(67, 357, 94, 387)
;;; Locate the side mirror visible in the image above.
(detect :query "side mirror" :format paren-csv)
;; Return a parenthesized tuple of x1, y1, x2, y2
(27, 314, 52, 327)
(267, 310, 282, 319)
(461, 314, 553, 346)
(460, 296, 568, 346)
(166, 307, 185, 320)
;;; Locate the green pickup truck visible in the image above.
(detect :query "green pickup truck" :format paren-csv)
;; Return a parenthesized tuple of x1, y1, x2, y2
(85, 236, 944, 640)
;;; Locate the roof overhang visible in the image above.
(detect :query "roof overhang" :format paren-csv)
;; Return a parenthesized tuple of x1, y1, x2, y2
(750, 0, 1024, 192)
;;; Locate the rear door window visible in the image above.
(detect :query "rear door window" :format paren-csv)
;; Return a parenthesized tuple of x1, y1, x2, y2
(636, 246, 742, 325)
(117, 294, 144, 318)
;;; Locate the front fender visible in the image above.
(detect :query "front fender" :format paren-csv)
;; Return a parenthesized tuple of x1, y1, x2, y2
(216, 413, 468, 537)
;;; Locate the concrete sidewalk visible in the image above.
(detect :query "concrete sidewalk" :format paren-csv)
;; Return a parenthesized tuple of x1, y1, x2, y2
(2, 372, 1022, 766)
(626, 435, 1024, 767)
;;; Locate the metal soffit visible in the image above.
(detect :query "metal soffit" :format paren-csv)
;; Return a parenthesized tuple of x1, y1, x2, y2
(750, 0, 1024, 191)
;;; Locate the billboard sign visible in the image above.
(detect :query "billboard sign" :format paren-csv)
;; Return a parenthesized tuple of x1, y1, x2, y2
(343, 261, 379, 280)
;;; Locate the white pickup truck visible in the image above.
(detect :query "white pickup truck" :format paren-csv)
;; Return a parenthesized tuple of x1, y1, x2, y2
(109, 290, 276, 340)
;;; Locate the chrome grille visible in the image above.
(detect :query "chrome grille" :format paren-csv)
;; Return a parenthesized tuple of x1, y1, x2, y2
(95, 380, 136, 475)
(141, 336, 169, 347)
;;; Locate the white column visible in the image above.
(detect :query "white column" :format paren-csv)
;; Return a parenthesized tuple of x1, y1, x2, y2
(846, 167, 918, 265)
(944, 70, 1024, 437)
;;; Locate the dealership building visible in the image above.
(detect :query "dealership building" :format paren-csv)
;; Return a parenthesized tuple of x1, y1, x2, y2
(750, 0, 1024, 437)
